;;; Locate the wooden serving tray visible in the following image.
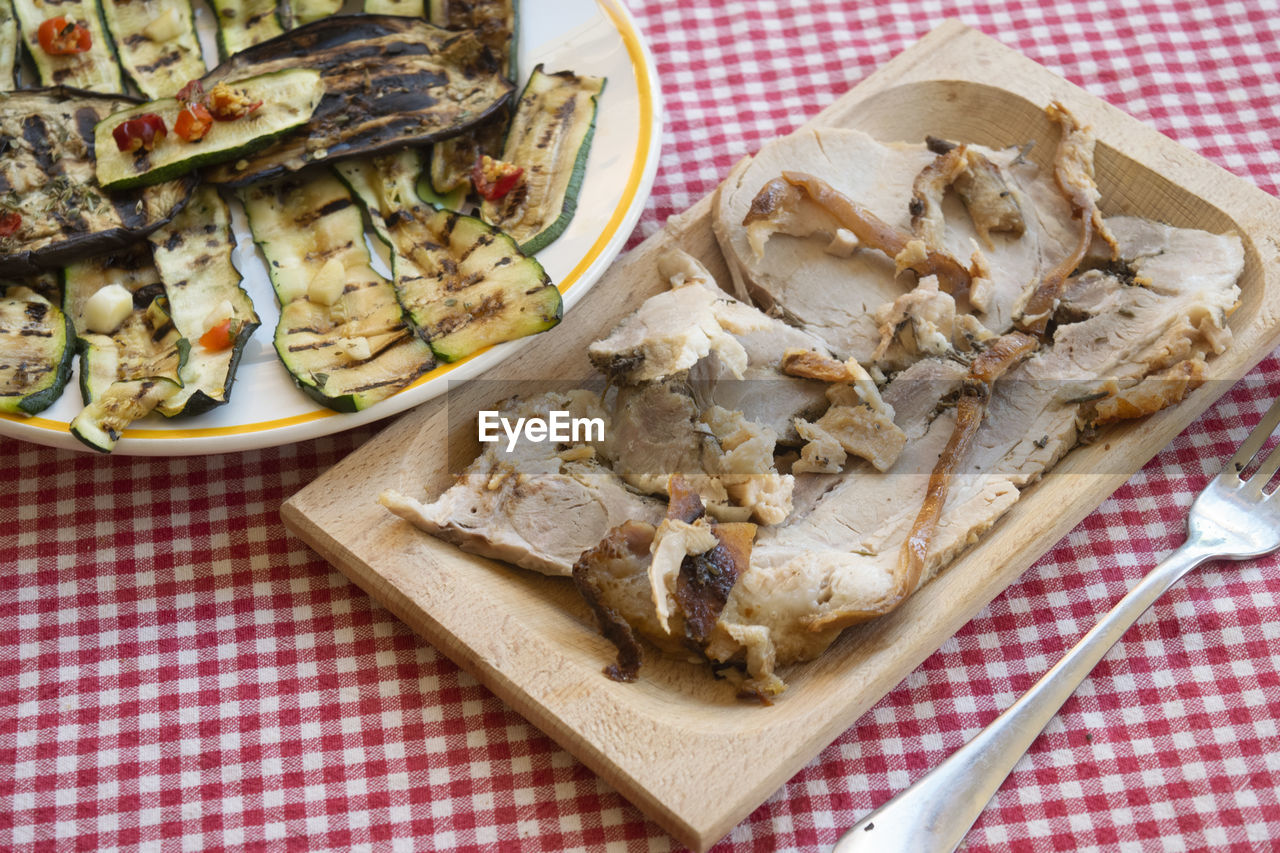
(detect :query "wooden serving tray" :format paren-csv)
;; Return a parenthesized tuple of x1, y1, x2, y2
(282, 20, 1280, 851)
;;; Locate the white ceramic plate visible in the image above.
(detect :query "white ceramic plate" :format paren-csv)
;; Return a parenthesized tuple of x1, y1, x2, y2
(2, 0, 661, 455)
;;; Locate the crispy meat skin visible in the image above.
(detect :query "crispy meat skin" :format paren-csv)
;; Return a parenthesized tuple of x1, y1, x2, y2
(774, 171, 972, 295)
(572, 521, 654, 682)
(1016, 102, 1118, 334)
(896, 332, 1038, 601)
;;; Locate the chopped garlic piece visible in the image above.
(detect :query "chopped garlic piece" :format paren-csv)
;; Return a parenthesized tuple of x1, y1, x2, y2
(84, 284, 133, 334)
(202, 299, 234, 334)
(308, 257, 346, 306)
(142, 7, 182, 41)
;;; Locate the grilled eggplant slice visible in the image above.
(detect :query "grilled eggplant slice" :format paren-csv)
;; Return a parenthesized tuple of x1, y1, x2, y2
(0, 279, 75, 416)
(429, 0, 516, 81)
(148, 185, 260, 416)
(480, 65, 604, 253)
(210, 0, 283, 57)
(100, 0, 206, 98)
(241, 170, 435, 412)
(94, 67, 325, 190)
(63, 245, 189, 451)
(427, 0, 518, 196)
(201, 16, 513, 187)
(0, 88, 194, 276)
(12, 0, 124, 92)
(1, 0, 17, 91)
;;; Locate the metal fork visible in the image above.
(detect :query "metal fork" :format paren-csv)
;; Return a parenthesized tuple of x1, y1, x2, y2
(834, 395, 1280, 853)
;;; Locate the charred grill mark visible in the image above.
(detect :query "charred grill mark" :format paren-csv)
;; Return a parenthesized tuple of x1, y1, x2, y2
(25, 302, 49, 323)
(150, 319, 177, 343)
(135, 52, 186, 74)
(111, 191, 149, 230)
(21, 116, 56, 173)
(163, 231, 185, 252)
(74, 107, 100, 153)
(456, 232, 493, 263)
(290, 198, 354, 230)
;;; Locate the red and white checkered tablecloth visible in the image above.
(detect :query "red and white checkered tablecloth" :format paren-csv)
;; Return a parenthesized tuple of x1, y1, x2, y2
(5, 1, 1280, 850)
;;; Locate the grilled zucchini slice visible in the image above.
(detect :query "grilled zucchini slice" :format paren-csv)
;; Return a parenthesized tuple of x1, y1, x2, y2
(63, 246, 189, 451)
(377, 208, 558, 362)
(362, 0, 423, 16)
(11, 0, 124, 92)
(337, 152, 560, 362)
(241, 171, 435, 412)
(480, 65, 604, 254)
(333, 149, 425, 246)
(0, 280, 75, 416)
(201, 16, 513, 187)
(279, 0, 339, 28)
(1, 0, 17, 91)
(0, 88, 194, 276)
(148, 185, 260, 416)
(209, 0, 283, 57)
(94, 67, 325, 190)
(100, 0, 206, 98)
(70, 377, 177, 451)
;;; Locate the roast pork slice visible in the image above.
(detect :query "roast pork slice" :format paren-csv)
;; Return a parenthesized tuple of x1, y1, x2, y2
(712, 127, 1073, 359)
(380, 390, 665, 577)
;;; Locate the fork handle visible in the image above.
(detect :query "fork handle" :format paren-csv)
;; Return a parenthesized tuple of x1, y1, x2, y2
(832, 540, 1219, 853)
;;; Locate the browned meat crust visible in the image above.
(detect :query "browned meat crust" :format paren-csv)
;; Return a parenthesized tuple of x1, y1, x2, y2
(897, 332, 1039, 598)
(954, 149, 1027, 246)
(774, 171, 972, 294)
(573, 477, 758, 680)
(1017, 102, 1118, 334)
(572, 521, 655, 682)
(677, 522, 756, 646)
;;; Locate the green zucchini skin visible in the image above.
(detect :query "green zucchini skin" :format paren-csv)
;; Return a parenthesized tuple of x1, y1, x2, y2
(209, 0, 283, 58)
(93, 67, 325, 190)
(240, 171, 436, 412)
(201, 15, 514, 187)
(11, 0, 124, 92)
(1, 0, 17, 91)
(0, 87, 196, 277)
(0, 280, 75, 416)
(480, 65, 605, 254)
(100, 0, 206, 99)
(148, 184, 261, 417)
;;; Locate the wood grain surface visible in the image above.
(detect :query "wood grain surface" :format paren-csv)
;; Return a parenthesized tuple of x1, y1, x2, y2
(282, 20, 1280, 851)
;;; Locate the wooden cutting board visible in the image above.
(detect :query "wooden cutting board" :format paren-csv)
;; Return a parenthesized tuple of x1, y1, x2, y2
(282, 20, 1280, 851)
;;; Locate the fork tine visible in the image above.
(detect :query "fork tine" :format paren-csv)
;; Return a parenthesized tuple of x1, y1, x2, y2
(1248, 439, 1280, 495)
(1224, 396, 1280, 481)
